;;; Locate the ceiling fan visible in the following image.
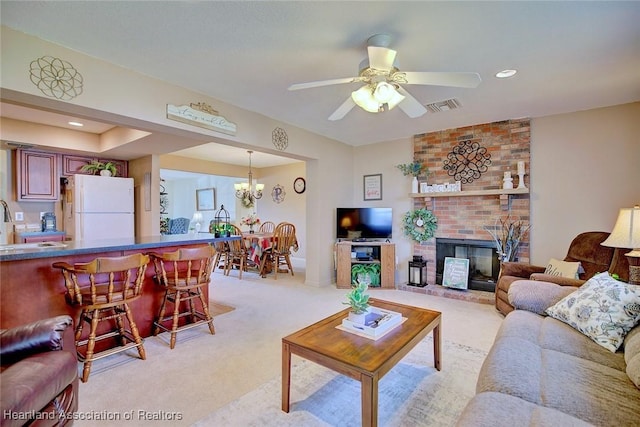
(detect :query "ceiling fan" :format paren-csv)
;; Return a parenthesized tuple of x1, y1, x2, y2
(288, 34, 482, 121)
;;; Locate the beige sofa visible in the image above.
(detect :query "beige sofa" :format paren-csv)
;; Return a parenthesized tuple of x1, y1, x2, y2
(457, 281, 640, 426)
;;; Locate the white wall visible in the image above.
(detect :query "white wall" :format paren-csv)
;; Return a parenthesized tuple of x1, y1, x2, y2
(256, 162, 307, 260)
(353, 137, 415, 284)
(351, 103, 640, 274)
(1, 26, 352, 287)
(530, 102, 640, 264)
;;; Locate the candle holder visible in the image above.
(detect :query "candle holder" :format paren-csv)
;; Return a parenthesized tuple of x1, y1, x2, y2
(502, 172, 513, 190)
(516, 161, 527, 189)
(517, 172, 527, 189)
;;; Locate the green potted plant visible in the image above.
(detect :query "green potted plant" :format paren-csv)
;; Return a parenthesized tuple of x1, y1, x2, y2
(344, 280, 370, 324)
(396, 161, 429, 193)
(396, 161, 428, 178)
(80, 161, 118, 177)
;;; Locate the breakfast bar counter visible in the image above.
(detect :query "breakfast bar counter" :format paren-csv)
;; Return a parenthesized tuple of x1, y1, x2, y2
(0, 234, 239, 334)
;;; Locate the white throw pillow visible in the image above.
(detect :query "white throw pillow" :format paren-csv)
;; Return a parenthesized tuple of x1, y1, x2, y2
(545, 272, 640, 352)
(543, 258, 581, 279)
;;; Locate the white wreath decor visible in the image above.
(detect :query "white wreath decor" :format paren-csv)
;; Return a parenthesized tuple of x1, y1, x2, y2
(402, 208, 437, 243)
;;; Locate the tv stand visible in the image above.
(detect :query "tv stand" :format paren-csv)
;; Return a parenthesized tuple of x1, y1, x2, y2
(335, 241, 395, 289)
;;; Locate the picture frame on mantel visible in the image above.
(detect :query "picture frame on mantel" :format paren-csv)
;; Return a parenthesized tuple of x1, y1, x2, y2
(196, 187, 216, 211)
(363, 174, 382, 201)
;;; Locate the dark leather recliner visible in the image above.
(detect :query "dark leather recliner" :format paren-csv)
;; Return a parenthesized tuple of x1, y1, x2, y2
(495, 231, 630, 315)
(1, 315, 78, 427)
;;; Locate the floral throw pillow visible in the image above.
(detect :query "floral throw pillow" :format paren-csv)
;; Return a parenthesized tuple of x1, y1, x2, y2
(545, 272, 640, 352)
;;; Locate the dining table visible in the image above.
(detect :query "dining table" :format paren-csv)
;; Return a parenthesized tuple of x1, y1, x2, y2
(242, 231, 299, 277)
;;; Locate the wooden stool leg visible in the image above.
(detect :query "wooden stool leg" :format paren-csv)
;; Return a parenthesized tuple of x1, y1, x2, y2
(196, 287, 215, 335)
(123, 303, 146, 360)
(169, 290, 182, 349)
(82, 309, 100, 383)
(114, 307, 127, 346)
(153, 290, 169, 336)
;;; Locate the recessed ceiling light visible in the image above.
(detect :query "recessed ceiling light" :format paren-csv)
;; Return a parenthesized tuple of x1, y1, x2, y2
(495, 69, 517, 78)
(68, 121, 84, 127)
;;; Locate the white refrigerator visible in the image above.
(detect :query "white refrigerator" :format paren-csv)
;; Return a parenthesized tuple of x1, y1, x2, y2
(64, 174, 134, 241)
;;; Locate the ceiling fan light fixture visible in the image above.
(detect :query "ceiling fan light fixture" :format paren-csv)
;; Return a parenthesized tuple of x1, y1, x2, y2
(351, 85, 380, 113)
(373, 82, 395, 103)
(386, 88, 405, 110)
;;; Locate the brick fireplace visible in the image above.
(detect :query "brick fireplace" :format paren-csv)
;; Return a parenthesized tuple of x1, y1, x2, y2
(411, 119, 531, 290)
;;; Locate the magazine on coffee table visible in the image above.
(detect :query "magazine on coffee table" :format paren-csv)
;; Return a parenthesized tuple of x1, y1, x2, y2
(339, 306, 404, 339)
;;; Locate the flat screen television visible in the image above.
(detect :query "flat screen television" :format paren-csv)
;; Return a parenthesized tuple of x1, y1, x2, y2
(336, 207, 392, 240)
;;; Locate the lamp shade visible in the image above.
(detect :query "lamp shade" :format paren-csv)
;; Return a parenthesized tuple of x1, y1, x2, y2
(602, 206, 640, 250)
(351, 85, 380, 113)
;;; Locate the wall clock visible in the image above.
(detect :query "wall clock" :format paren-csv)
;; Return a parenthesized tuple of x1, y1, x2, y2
(294, 177, 306, 194)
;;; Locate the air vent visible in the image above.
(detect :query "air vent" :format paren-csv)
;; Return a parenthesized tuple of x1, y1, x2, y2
(425, 98, 461, 113)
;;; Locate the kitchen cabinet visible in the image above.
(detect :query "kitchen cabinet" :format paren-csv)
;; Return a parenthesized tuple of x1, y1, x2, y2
(15, 149, 60, 201)
(18, 231, 66, 243)
(61, 154, 127, 177)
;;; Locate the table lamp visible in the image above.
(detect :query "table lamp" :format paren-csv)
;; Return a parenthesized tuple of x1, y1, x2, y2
(192, 211, 204, 233)
(602, 205, 640, 285)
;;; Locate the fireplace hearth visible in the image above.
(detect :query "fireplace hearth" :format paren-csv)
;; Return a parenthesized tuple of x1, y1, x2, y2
(436, 238, 499, 292)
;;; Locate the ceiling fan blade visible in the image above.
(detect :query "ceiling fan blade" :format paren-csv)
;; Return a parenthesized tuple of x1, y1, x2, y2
(403, 72, 482, 88)
(395, 87, 428, 118)
(288, 77, 357, 91)
(367, 46, 397, 71)
(328, 97, 356, 121)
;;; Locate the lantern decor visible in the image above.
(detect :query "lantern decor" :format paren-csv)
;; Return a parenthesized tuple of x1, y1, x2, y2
(211, 204, 230, 237)
(408, 255, 427, 287)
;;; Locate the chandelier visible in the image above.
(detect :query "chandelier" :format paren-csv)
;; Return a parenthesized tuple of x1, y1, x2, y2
(351, 81, 405, 113)
(234, 150, 264, 208)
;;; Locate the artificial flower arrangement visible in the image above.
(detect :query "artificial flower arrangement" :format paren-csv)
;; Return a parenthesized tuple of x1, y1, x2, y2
(240, 212, 261, 227)
(396, 161, 429, 178)
(484, 215, 531, 262)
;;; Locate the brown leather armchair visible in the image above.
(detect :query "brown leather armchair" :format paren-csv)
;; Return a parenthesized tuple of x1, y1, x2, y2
(1, 315, 78, 427)
(495, 231, 630, 315)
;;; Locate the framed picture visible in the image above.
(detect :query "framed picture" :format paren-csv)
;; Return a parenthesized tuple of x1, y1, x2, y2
(196, 187, 216, 211)
(363, 174, 382, 201)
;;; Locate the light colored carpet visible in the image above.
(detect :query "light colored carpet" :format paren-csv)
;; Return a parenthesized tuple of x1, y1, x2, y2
(75, 267, 503, 426)
(194, 337, 486, 426)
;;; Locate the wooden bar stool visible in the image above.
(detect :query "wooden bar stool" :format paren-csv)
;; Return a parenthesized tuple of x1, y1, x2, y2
(147, 245, 216, 349)
(53, 253, 150, 382)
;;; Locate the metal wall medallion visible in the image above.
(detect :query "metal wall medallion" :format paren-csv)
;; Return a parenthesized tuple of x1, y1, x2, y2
(272, 127, 288, 151)
(272, 184, 286, 203)
(442, 140, 492, 184)
(29, 56, 83, 100)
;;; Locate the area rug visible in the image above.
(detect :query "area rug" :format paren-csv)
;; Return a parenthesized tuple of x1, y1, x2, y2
(193, 337, 487, 426)
(85, 301, 235, 376)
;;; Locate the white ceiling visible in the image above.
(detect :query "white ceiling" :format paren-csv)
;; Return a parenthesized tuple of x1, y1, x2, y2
(1, 2, 639, 163)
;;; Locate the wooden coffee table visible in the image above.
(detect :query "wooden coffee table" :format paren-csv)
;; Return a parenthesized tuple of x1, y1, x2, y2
(282, 298, 441, 427)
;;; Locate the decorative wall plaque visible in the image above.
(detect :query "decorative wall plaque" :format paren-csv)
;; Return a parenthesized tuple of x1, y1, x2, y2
(271, 184, 286, 203)
(167, 103, 237, 135)
(442, 140, 491, 184)
(272, 127, 288, 151)
(29, 56, 83, 100)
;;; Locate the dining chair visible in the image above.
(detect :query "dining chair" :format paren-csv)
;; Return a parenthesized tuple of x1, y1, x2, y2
(259, 221, 276, 233)
(147, 245, 216, 349)
(262, 222, 297, 279)
(224, 224, 250, 278)
(52, 253, 150, 382)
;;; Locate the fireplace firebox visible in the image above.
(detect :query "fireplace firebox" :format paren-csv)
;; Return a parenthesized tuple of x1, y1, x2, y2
(436, 238, 499, 292)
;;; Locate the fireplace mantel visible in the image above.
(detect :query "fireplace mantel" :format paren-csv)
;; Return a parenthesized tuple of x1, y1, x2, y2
(411, 187, 529, 211)
(409, 187, 529, 198)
